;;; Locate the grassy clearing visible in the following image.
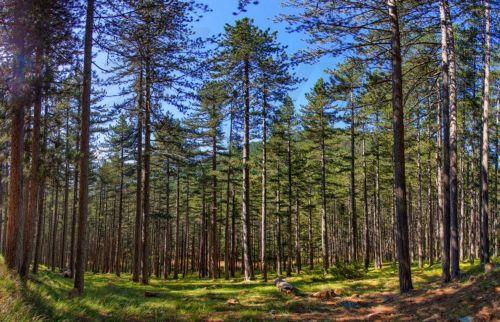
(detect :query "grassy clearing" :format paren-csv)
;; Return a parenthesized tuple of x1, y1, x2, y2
(0, 257, 495, 321)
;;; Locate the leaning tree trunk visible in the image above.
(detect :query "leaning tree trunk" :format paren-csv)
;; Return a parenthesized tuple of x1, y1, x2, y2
(388, 0, 413, 294)
(73, 0, 94, 294)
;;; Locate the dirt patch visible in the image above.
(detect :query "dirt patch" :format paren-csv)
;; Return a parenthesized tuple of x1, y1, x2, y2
(278, 271, 499, 321)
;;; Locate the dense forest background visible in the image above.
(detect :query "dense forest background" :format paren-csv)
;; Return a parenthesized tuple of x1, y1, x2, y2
(0, 0, 498, 298)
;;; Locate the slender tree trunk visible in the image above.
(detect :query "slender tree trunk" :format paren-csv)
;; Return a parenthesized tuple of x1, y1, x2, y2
(363, 137, 369, 270)
(51, 179, 60, 271)
(69, 102, 80, 277)
(142, 59, 152, 285)
(308, 187, 313, 270)
(210, 129, 218, 279)
(261, 90, 268, 281)
(173, 165, 180, 279)
(388, 0, 413, 293)
(442, 0, 460, 279)
(320, 128, 329, 272)
(295, 197, 301, 274)
(73, 0, 94, 294)
(480, 0, 491, 265)
(60, 109, 71, 270)
(241, 58, 253, 280)
(286, 122, 293, 277)
(224, 110, 234, 280)
(427, 123, 434, 266)
(439, 0, 452, 283)
(115, 141, 125, 276)
(350, 94, 357, 262)
(133, 67, 143, 283)
(417, 112, 424, 268)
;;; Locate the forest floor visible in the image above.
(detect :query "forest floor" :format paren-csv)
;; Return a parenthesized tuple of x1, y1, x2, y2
(1, 257, 498, 321)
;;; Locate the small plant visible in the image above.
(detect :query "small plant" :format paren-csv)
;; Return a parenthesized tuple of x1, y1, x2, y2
(329, 262, 365, 280)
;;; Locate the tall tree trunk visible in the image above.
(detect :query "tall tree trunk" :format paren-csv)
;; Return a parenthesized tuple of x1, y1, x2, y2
(261, 89, 268, 281)
(295, 197, 301, 274)
(374, 109, 382, 269)
(60, 108, 71, 271)
(241, 58, 253, 280)
(427, 122, 434, 266)
(173, 165, 180, 279)
(20, 46, 43, 277)
(69, 102, 80, 277)
(163, 160, 171, 279)
(320, 123, 329, 271)
(286, 122, 293, 277)
(224, 109, 234, 280)
(142, 59, 151, 285)
(388, 0, 413, 293)
(417, 112, 424, 268)
(133, 67, 143, 283)
(443, 0, 460, 279)
(115, 140, 125, 276)
(5, 0, 29, 271)
(350, 94, 357, 262)
(308, 186, 314, 270)
(73, 0, 94, 294)
(210, 129, 218, 279)
(439, 0, 452, 283)
(51, 178, 60, 271)
(362, 137, 369, 270)
(480, 0, 491, 265)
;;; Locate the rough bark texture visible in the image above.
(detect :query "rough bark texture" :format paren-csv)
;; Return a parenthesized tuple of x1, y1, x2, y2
(133, 68, 143, 283)
(439, 0, 451, 283)
(241, 58, 253, 281)
(74, 0, 94, 294)
(388, 0, 413, 294)
(480, 0, 490, 265)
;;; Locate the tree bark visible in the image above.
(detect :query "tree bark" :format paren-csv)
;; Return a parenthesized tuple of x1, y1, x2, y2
(241, 58, 253, 280)
(5, 0, 29, 271)
(173, 165, 180, 279)
(388, 0, 413, 293)
(439, 0, 451, 283)
(261, 89, 268, 281)
(20, 46, 43, 277)
(480, 0, 491, 265)
(73, 0, 94, 294)
(142, 59, 151, 285)
(133, 67, 143, 283)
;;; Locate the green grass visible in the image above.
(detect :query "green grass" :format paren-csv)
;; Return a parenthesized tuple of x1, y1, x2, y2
(0, 258, 494, 321)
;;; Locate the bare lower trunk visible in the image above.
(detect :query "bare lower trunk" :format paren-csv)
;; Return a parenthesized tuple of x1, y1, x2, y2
(73, 0, 94, 294)
(388, 0, 413, 293)
(241, 58, 253, 280)
(480, 0, 491, 265)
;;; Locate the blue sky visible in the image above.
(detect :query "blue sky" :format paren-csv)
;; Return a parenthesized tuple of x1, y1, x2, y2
(193, 0, 336, 110)
(96, 0, 340, 123)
